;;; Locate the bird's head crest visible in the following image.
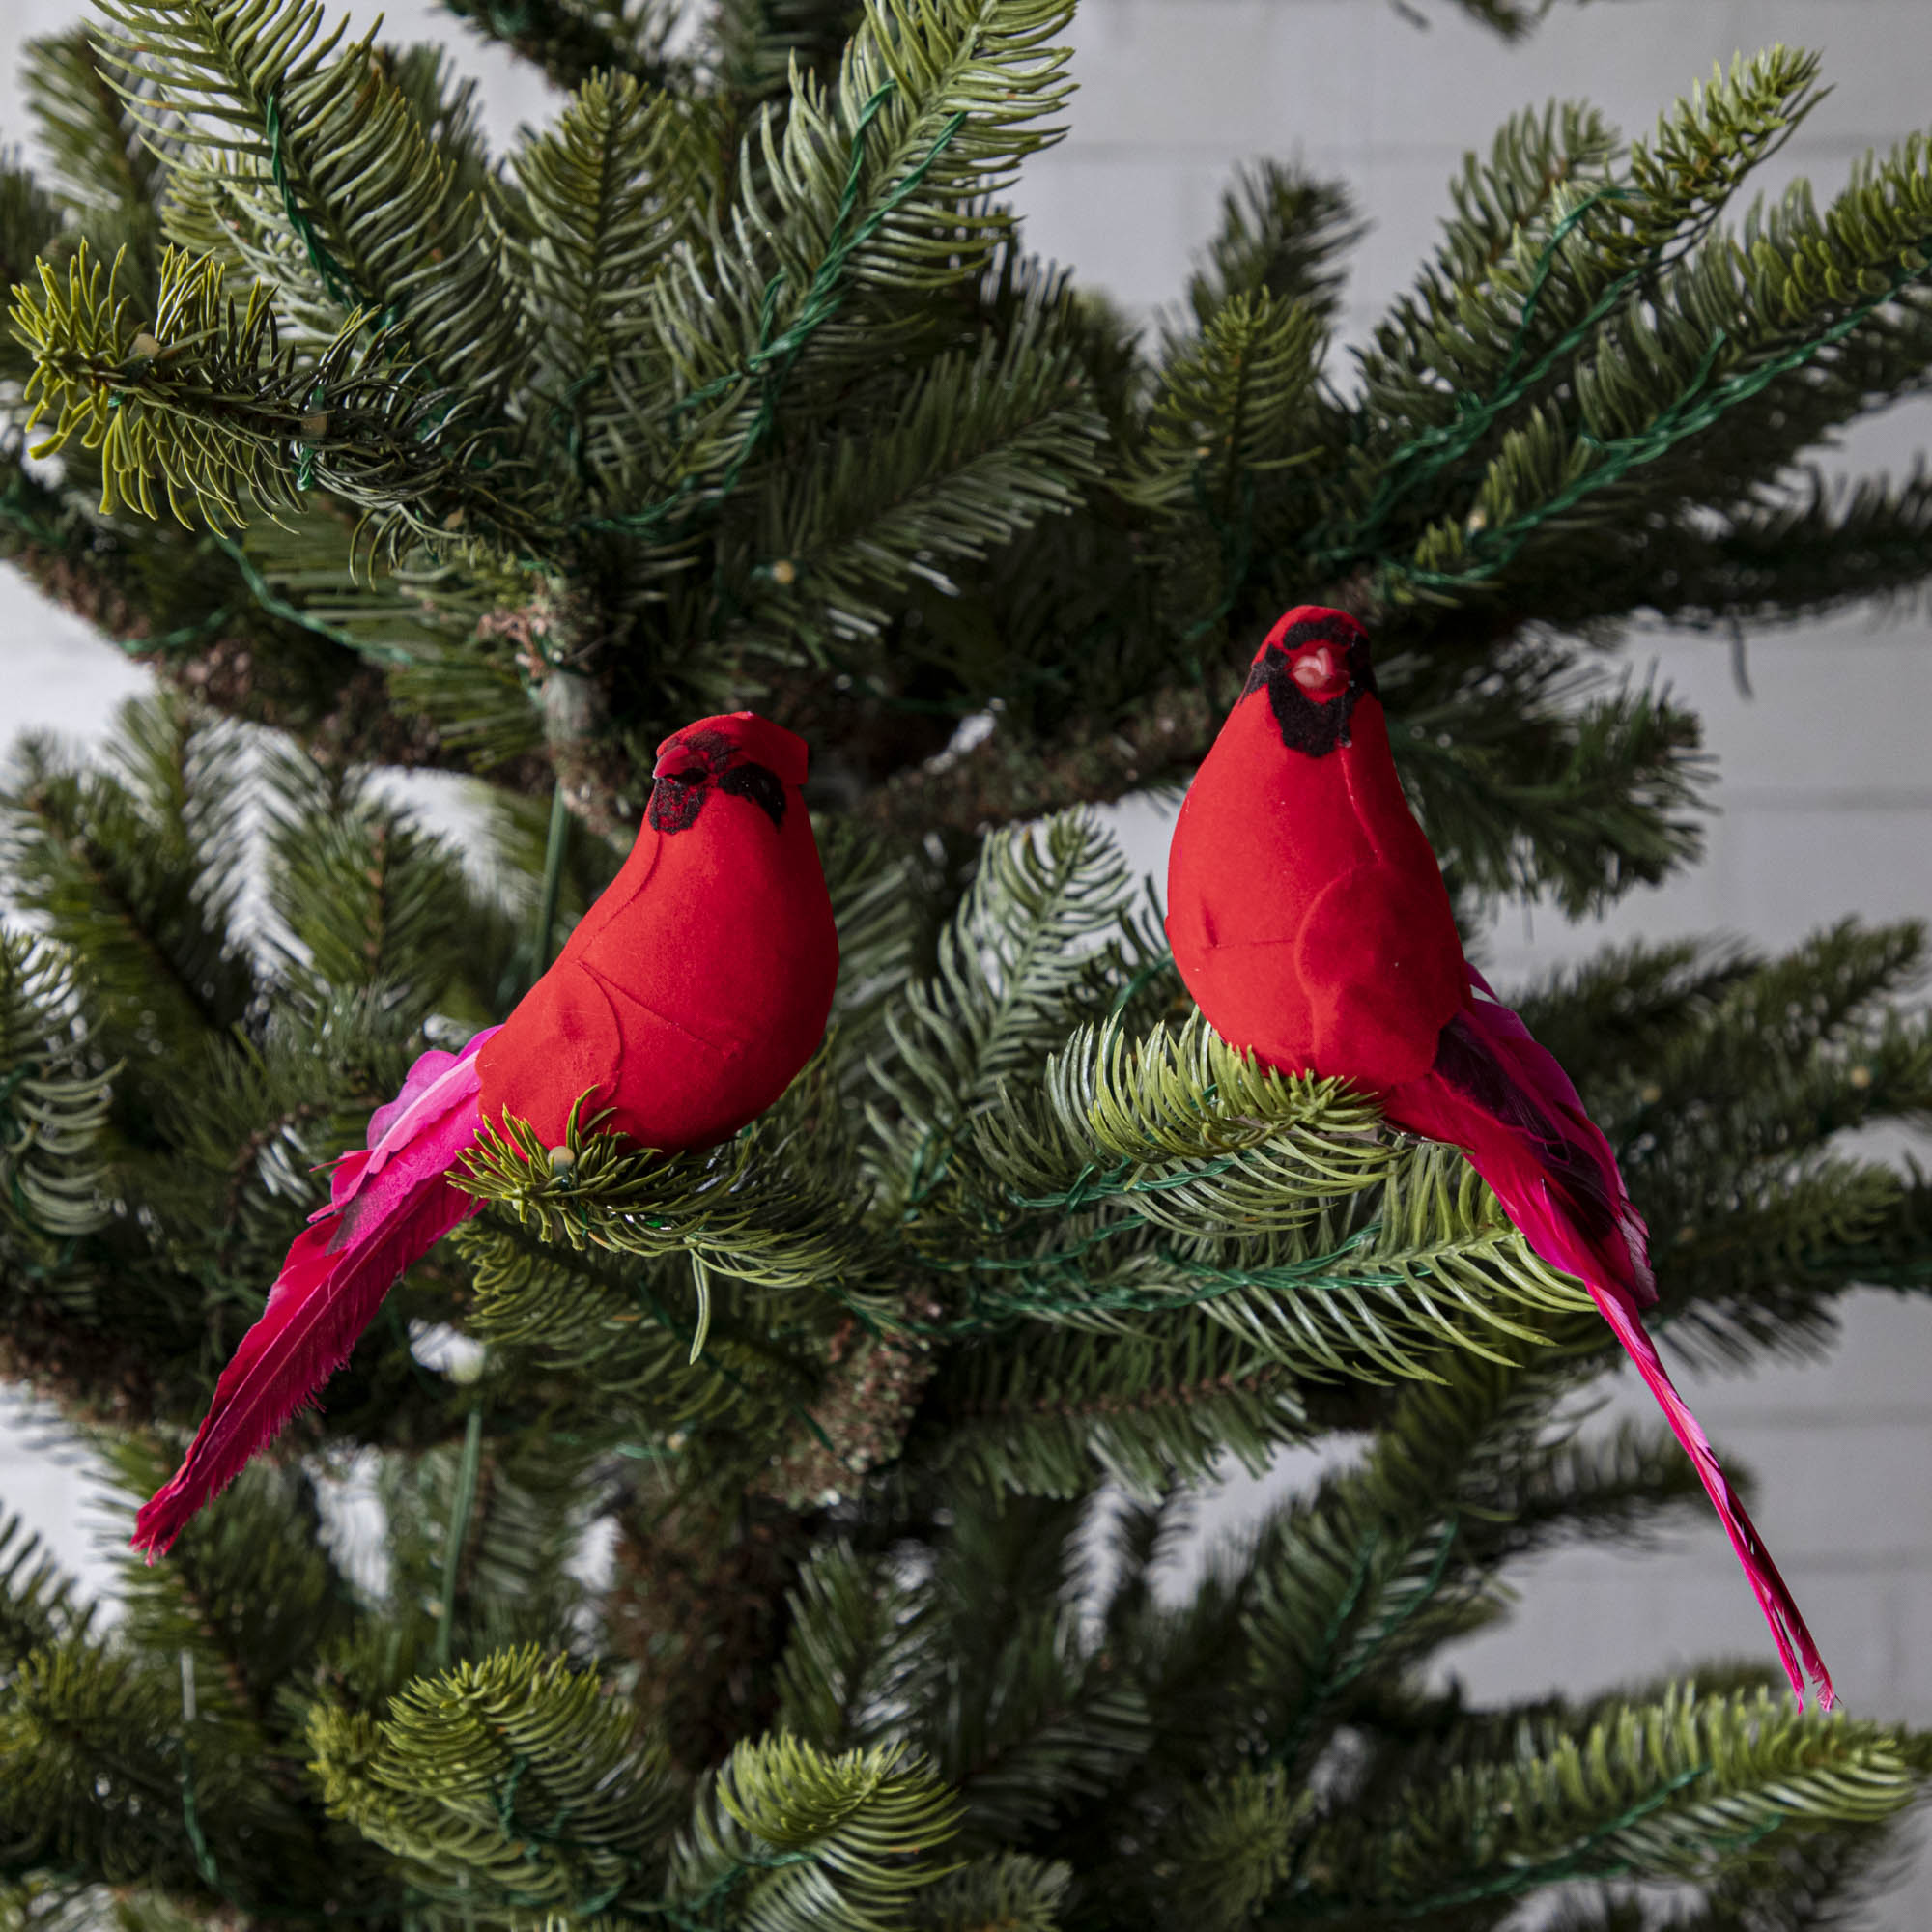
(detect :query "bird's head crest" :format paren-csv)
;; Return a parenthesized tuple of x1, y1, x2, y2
(648, 712, 807, 834)
(1242, 607, 1377, 758)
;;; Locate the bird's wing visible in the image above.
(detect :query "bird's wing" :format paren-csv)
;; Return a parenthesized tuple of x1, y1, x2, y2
(474, 961, 623, 1149)
(1292, 861, 1467, 1092)
(1419, 994, 1653, 1306)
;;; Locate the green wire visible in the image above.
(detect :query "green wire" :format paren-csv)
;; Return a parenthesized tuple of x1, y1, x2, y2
(208, 529, 384, 659)
(264, 87, 394, 327)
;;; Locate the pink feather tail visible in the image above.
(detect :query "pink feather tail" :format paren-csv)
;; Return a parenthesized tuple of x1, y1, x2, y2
(131, 1029, 500, 1561)
(1588, 1283, 1833, 1712)
(1387, 978, 1834, 1712)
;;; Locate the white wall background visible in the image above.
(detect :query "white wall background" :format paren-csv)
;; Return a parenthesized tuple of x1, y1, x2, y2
(3, 0, 1931, 1913)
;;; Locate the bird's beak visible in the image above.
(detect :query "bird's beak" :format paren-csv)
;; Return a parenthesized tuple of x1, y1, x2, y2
(1292, 645, 1338, 693)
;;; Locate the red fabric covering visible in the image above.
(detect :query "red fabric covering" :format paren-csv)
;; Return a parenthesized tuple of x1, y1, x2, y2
(476, 712, 839, 1151)
(1166, 608, 1465, 1092)
(1166, 607, 1833, 1710)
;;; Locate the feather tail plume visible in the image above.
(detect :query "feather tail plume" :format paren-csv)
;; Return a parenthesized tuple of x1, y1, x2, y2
(1387, 980, 1834, 1712)
(131, 1034, 498, 1560)
(1589, 1282, 1834, 1712)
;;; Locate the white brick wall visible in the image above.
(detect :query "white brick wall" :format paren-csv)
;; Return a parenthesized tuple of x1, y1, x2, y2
(4, 0, 1930, 1910)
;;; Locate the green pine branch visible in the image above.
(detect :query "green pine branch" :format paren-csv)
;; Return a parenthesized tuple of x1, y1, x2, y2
(1333, 50, 1825, 587)
(1, 1641, 213, 1894)
(774, 1539, 923, 1753)
(104, 1444, 358, 1735)
(1126, 288, 1325, 520)
(382, 44, 498, 207)
(927, 1319, 1312, 1498)
(440, 0, 692, 93)
(909, 1852, 1070, 1930)
(666, 1733, 961, 1930)
(1389, 649, 1710, 915)
(453, 1213, 833, 1446)
(741, 303, 1107, 656)
(1, 696, 255, 1057)
(309, 1645, 678, 1920)
(1388, 84, 1932, 605)
(95, 0, 527, 398)
(703, 0, 861, 128)
(1608, 466, 1932, 627)
(613, 0, 1079, 565)
(0, 165, 67, 386)
(1179, 161, 1363, 335)
(23, 29, 168, 220)
(506, 70, 716, 514)
(904, 1492, 1150, 1841)
(865, 810, 1144, 1210)
(0, 935, 113, 1248)
(0, 1513, 98, 1667)
(11, 242, 539, 552)
(1282, 1684, 1926, 1918)
(20, 28, 169, 308)
(1108, 1363, 1694, 1793)
(258, 742, 516, 1021)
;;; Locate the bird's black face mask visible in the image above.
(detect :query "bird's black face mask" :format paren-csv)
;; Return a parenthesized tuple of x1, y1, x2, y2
(1243, 611, 1377, 758)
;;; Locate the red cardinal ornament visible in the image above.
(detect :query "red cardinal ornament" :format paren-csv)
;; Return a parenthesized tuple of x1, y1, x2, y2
(133, 712, 838, 1560)
(1166, 607, 1833, 1710)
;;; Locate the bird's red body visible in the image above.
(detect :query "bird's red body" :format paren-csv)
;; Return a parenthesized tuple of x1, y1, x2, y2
(1168, 607, 1833, 1710)
(477, 710, 838, 1150)
(133, 712, 838, 1559)
(1166, 664, 1465, 1094)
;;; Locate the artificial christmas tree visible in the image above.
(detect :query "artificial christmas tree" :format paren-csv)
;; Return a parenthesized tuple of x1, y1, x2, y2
(3, 0, 1932, 1925)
